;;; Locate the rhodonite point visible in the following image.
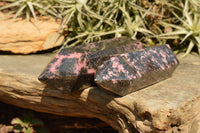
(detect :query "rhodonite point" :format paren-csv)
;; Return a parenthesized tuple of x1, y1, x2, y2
(38, 37, 143, 92)
(95, 44, 179, 96)
(38, 37, 179, 96)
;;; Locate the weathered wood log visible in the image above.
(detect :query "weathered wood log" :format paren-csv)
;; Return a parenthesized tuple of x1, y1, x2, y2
(38, 38, 179, 96)
(0, 53, 200, 132)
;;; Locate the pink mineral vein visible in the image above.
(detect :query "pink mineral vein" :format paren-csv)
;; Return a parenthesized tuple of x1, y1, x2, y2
(76, 57, 87, 74)
(50, 53, 83, 74)
(67, 52, 96, 74)
(112, 57, 120, 68)
(117, 64, 126, 73)
(112, 79, 118, 84)
(66, 52, 83, 59)
(87, 68, 96, 74)
(50, 55, 68, 74)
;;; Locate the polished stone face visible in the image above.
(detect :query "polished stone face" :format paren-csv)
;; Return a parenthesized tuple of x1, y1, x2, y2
(38, 37, 179, 95)
(95, 44, 179, 96)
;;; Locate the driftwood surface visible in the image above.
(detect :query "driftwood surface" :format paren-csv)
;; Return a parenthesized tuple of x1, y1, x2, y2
(0, 53, 200, 133)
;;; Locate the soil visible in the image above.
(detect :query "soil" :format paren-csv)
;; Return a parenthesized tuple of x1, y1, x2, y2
(0, 102, 117, 133)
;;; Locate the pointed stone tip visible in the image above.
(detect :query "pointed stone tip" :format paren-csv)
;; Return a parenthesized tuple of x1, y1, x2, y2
(38, 72, 47, 81)
(38, 68, 53, 82)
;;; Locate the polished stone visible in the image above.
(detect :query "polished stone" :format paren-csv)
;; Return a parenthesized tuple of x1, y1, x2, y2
(38, 37, 142, 92)
(95, 44, 179, 96)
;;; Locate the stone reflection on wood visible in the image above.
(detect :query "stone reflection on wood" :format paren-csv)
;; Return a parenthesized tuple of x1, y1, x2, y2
(38, 37, 179, 96)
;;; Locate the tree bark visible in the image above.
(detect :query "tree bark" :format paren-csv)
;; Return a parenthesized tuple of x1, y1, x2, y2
(0, 53, 200, 132)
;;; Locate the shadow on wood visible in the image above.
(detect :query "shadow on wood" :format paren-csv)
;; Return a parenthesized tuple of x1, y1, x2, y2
(0, 101, 116, 133)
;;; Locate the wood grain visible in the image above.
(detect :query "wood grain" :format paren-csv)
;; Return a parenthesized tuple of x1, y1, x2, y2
(0, 53, 200, 132)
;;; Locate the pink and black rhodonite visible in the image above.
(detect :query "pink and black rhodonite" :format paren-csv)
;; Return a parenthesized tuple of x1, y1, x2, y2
(38, 37, 143, 92)
(95, 44, 179, 96)
(38, 37, 179, 96)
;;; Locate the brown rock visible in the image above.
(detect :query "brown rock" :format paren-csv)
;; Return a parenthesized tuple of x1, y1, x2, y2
(0, 53, 200, 132)
(0, 13, 64, 54)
